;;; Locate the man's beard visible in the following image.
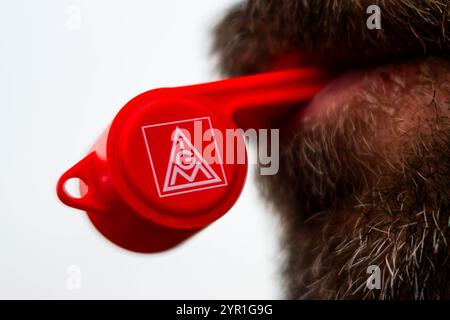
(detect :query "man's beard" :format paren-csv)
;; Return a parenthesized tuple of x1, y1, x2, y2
(212, 0, 450, 76)
(213, 0, 450, 299)
(257, 57, 450, 299)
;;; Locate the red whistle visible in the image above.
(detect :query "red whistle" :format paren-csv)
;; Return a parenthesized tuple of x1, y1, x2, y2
(56, 68, 329, 252)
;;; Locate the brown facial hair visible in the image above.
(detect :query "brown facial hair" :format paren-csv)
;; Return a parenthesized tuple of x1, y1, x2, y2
(213, 0, 450, 299)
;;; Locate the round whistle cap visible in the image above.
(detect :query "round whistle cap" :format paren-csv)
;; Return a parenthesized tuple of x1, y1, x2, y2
(108, 91, 247, 229)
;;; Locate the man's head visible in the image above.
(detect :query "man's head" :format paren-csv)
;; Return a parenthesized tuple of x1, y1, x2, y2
(213, 0, 450, 299)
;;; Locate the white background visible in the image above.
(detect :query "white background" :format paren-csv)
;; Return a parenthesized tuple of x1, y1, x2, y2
(0, 0, 282, 299)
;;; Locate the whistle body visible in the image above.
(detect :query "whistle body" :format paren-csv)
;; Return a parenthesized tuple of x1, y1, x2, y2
(56, 69, 328, 252)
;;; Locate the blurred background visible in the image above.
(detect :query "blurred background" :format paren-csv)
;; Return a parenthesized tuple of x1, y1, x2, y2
(0, 0, 282, 299)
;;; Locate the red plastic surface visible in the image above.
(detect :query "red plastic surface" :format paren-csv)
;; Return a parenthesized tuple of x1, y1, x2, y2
(56, 68, 330, 252)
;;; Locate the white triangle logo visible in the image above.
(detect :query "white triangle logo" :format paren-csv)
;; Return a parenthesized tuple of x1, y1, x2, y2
(163, 127, 222, 192)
